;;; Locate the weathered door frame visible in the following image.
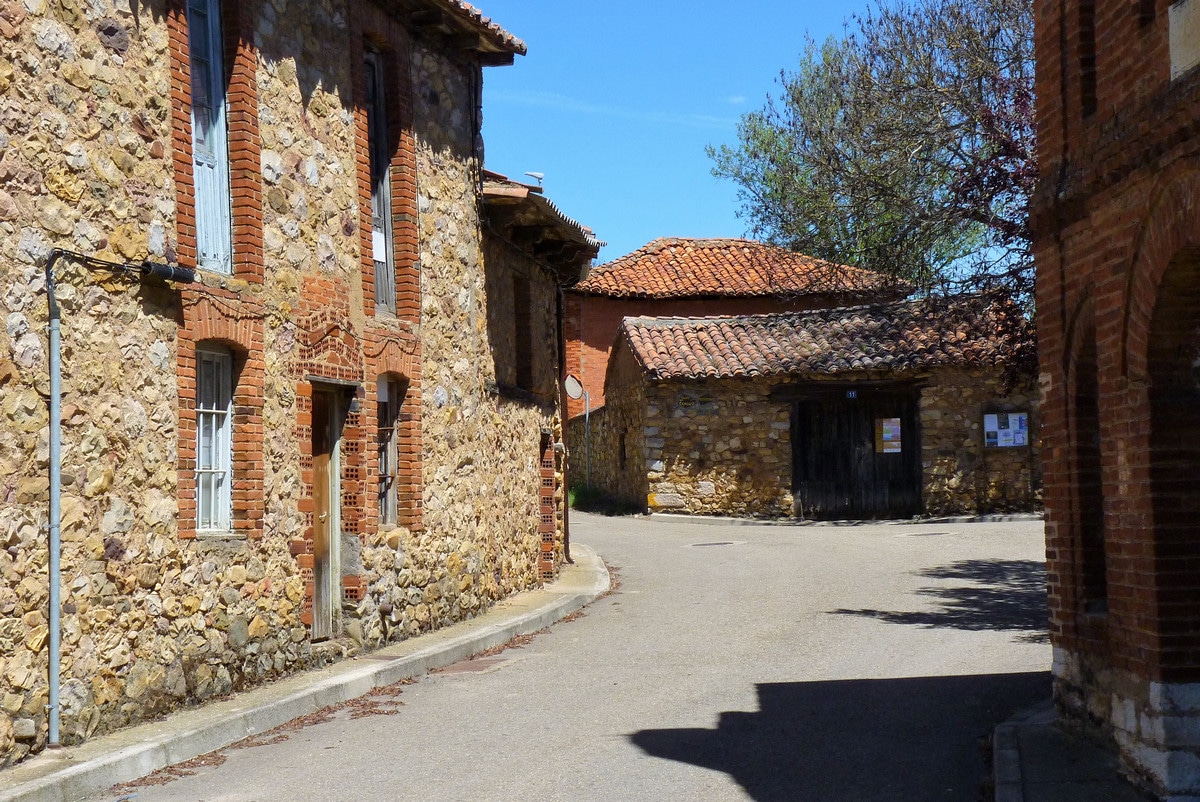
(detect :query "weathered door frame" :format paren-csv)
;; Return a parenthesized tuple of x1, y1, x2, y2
(310, 385, 345, 640)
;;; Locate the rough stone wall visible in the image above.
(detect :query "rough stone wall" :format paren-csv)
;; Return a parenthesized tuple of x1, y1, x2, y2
(579, 361, 1038, 518)
(0, 0, 557, 767)
(641, 377, 792, 517)
(566, 344, 645, 506)
(1034, 0, 1200, 795)
(472, 232, 568, 578)
(919, 367, 1041, 515)
(483, 236, 561, 401)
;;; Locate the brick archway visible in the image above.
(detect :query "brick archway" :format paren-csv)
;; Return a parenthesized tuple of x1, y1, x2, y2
(1146, 246, 1200, 678)
(1064, 294, 1106, 617)
(1122, 164, 1200, 382)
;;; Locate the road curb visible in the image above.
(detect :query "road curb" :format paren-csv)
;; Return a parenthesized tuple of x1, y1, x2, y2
(0, 545, 610, 802)
(648, 512, 1044, 527)
(992, 698, 1055, 802)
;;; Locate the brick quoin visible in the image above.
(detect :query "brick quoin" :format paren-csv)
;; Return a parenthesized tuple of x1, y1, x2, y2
(1034, 0, 1200, 794)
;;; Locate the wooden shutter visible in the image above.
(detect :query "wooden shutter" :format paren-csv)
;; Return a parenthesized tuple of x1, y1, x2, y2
(187, 0, 233, 273)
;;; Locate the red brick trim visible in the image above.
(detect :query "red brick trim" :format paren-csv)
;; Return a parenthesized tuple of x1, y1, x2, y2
(351, 5, 419, 323)
(177, 293, 265, 540)
(367, 331, 423, 532)
(538, 433, 558, 582)
(167, 0, 263, 281)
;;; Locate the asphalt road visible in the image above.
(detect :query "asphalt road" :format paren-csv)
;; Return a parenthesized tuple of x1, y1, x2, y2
(92, 513, 1051, 802)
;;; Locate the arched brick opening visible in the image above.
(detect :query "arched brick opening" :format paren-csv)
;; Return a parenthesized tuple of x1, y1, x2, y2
(1148, 247, 1200, 678)
(177, 297, 265, 540)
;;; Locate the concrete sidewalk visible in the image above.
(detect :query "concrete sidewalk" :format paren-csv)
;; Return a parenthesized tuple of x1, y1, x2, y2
(993, 700, 1153, 801)
(0, 544, 609, 802)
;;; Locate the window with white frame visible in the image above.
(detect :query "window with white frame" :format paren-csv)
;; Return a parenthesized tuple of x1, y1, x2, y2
(365, 49, 395, 314)
(197, 347, 233, 532)
(186, 0, 233, 273)
(377, 377, 403, 526)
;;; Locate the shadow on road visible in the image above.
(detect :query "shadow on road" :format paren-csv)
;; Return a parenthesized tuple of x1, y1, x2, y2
(830, 559, 1049, 643)
(630, 672, 1049, 801)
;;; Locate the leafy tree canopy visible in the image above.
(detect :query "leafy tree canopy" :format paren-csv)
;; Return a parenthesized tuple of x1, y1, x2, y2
(710, 0, 1035, 301)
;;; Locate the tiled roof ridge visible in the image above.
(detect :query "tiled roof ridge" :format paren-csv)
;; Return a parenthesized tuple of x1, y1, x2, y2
(577, 237, 905, 298)
(438, 0, 527, 55)
(621, 294, 939, 328)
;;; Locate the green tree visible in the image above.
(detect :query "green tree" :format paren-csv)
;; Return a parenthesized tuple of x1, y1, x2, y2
(710, 0, 1035, 299)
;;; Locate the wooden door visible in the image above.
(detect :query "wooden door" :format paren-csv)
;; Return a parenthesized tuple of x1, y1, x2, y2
(311, 390, 340, 640)
(791, 390, 920, 520)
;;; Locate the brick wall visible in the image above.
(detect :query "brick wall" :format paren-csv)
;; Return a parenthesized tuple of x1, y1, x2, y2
(1034, 0, 1200, 795)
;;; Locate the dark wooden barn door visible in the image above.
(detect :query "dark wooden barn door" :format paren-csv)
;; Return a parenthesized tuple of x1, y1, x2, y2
(791, 389, 921, 520)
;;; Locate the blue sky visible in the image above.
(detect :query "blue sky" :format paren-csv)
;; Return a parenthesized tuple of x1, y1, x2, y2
(480, 2, 867, 263)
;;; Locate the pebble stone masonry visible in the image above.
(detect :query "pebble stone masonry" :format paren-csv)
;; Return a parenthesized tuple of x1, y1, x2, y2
(0, 0, 570, 766)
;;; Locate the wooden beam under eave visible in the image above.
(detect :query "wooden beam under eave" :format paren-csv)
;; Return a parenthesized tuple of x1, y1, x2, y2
(483, 186, 530, 200)
(408, 9, 445, 29)
(479, 52, 516, 67)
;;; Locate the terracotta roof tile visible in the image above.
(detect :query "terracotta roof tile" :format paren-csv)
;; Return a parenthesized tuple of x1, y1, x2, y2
(576, 237, 906, 299)
(434, 1, 527, 56)
(619, 295, 1030, 381)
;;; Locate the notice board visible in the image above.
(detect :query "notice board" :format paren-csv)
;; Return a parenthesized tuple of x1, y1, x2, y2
(984, 411, 1029, 447)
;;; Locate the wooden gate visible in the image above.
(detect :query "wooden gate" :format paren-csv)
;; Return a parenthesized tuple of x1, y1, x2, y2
(790, 386, 921, 520)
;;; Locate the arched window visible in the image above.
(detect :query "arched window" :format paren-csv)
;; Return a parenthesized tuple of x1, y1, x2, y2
(1148, 248, 1200, 670)
(196, 345, 233, 531)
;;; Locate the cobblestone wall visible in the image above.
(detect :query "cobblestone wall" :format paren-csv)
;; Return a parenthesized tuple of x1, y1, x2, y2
(642, 378, 792, 517)
(0, 0, 558, 765)
(566, 345, 645, 507)
(919, 367, 1041, 515)
(578, 365, 1038, 519)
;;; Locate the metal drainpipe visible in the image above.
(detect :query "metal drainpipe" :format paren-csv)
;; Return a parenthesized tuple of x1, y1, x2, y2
(44, 249, 63, 748)
(584, 389, 591, 491)
(41, 249, 194, 748)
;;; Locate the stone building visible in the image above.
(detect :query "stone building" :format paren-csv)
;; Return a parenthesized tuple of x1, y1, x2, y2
(0, 0, 597, 765)
(582, 295, 1038, 519)
(1032, 0, 1200, 796)
(563, 237, 909, 419)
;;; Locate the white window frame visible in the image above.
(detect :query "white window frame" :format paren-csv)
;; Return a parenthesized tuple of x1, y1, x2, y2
(196, 347, 233, 532)
(186, 0, 233, 274)
(365, 49, 396, 314)
(377, 377, 402, 526)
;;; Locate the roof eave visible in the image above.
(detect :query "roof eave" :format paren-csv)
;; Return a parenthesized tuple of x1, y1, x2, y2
(389, 0, 527, 63)
(483, 180, 603, 287)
